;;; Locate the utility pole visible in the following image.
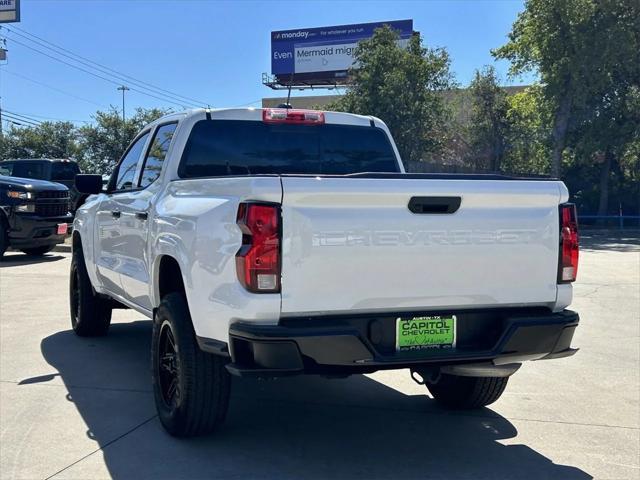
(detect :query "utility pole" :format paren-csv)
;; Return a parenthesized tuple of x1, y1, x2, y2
(0, 37, 7, 136)
(117, 85, 129, 123)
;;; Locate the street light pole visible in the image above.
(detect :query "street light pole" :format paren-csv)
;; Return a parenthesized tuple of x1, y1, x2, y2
(117, 85, 130, 123)
(117, 85, 130, 152)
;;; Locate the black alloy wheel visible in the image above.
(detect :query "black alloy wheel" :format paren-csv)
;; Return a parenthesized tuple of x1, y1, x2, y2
(158, 321, 181, 408)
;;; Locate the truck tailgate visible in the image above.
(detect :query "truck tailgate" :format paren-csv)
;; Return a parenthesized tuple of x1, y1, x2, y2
(280, 176, 565, 315)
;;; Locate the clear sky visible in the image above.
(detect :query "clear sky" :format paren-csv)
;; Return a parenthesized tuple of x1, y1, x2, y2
(0, 0, 532, 126)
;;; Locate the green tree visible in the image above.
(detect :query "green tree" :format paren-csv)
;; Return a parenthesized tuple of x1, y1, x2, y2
(572, 1, 639, 217)
(569, 84, 640, 217)
(466, 66, 509, 172)
(502, 85, 553, 175)
(495, 0, 640, 221)
(494, 0, 628, 177)
(77, 107, 168, 174)
(0, 121, 79, 160)
(326, 26, 455, 164)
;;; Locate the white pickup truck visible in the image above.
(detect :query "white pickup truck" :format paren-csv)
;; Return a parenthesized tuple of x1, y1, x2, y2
(71, 108, 580, 437)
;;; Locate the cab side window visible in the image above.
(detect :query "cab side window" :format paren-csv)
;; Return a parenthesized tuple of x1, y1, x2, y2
(113, 132, 149, 191)
(139, 123, 177, 188)
(51, 162, 80, 182)
(0, 162, 13, 176)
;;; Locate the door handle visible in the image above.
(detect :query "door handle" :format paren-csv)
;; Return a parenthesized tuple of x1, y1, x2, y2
(111, 210, 121, 218)
(408, 196, 461, 214)
(135, 211, 148, 220)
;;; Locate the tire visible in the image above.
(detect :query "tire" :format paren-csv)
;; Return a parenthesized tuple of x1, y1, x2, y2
(69, 245, 112, 336)
(426, 374, 508, 409)
(0, 217, 7, 259)
(152, 292, 231, 437)
(21, 245, 56, 256)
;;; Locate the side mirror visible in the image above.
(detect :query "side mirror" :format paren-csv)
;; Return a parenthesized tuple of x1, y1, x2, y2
(75, 174, 103, 194)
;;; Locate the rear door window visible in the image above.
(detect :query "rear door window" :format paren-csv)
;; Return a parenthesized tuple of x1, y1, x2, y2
(179, 120, 399, 177)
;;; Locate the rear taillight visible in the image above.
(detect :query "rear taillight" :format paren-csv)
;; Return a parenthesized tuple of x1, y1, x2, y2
(558, 203, 579, 283)
(236, 202, 281, 293)
(262, 108, 325, 125)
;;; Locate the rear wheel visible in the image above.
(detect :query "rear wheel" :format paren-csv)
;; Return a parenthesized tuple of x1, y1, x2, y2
(69, 245, 112, 336)
(426, 374, 508, 409)
(21, 245, 55, 256)
(152, 292, 231, 437)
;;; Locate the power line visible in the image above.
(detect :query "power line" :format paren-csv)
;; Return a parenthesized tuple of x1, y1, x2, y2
(2, 108, 90, 123)
(3, 109, 76, 126)
(4, 119, 33, 128)
(3, 110, 44, 123)
(2, 69, 108, 108)
(5, 25, 212, 108)
(1, 27, 261, 114)
(5, 35, 197, 109)
(3, 111, 42, 124)
(3, 113, 42, 126)
(4, 35, 197, 109)
(3, 112, 41, 127)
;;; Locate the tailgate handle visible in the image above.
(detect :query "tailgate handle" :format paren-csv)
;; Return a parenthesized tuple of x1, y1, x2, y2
(408, 196, 461, 214)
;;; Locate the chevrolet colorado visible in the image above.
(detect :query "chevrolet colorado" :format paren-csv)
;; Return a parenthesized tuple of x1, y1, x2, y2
(0, 175, 72, 258)
(71, 108, 580, 437)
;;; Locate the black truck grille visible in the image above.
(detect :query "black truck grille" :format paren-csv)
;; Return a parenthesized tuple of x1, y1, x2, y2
(35, 202, 69, 217)
(35, 191, 70, 217)
(37, 191, 69, 200)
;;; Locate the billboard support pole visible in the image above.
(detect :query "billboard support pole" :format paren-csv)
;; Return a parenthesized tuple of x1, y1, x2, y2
(285, 74, 293, 106)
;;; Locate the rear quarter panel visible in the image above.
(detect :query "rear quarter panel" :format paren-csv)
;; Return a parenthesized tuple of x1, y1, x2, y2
(150, 176, 282, 342)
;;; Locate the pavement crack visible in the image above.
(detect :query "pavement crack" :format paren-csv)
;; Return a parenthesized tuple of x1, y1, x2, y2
(44, 414, 158, 480)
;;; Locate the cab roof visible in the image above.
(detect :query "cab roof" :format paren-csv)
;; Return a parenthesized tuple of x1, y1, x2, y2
(1, 158, 77, 163)
(146, 108, 383, 130)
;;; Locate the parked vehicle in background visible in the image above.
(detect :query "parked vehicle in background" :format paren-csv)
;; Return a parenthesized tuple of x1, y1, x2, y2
(71, 108, 580, 437)
(0, 159, 83, 212)
(0, 175, 72, 258)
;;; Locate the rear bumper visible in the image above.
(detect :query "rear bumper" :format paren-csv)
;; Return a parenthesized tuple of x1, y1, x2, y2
(220, 308, 579, 377)
(7, 213, 73, 248)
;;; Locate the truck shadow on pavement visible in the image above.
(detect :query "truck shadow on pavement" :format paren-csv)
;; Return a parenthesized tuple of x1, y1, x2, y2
(0, 252, 65, 267)
(34, 320, 592, 480)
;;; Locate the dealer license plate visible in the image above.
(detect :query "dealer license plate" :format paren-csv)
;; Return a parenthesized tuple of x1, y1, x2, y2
(396, 315, 456, 351)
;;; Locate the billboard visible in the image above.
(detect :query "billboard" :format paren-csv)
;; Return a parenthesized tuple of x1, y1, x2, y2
(271, 19, 413, 85)
(0, 0, 20, 23)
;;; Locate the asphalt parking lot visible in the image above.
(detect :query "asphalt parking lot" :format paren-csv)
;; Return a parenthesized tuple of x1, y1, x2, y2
(0, 232, 638, 480)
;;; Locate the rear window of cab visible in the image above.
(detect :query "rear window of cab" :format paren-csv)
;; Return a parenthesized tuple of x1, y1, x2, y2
(178, 120, 400, 177)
